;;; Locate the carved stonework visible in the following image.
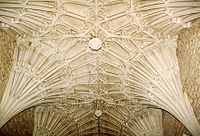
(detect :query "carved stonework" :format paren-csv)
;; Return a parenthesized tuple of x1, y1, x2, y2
(0, 0, 200, 135)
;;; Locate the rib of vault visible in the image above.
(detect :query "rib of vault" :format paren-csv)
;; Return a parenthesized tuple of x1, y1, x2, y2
(33, 101, 163, 136)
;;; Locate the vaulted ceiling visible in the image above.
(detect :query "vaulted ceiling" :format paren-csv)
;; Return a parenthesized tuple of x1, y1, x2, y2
(0, 0, 200, 136)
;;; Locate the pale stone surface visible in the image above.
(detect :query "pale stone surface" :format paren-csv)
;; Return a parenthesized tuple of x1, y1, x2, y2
(0, 0, 200, 136)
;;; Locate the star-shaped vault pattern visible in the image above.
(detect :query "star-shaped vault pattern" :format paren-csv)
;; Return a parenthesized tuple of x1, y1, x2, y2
(0, 0, 200, 136)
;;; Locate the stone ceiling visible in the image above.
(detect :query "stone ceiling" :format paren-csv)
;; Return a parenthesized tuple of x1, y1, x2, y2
(0, 0, 200, 136)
